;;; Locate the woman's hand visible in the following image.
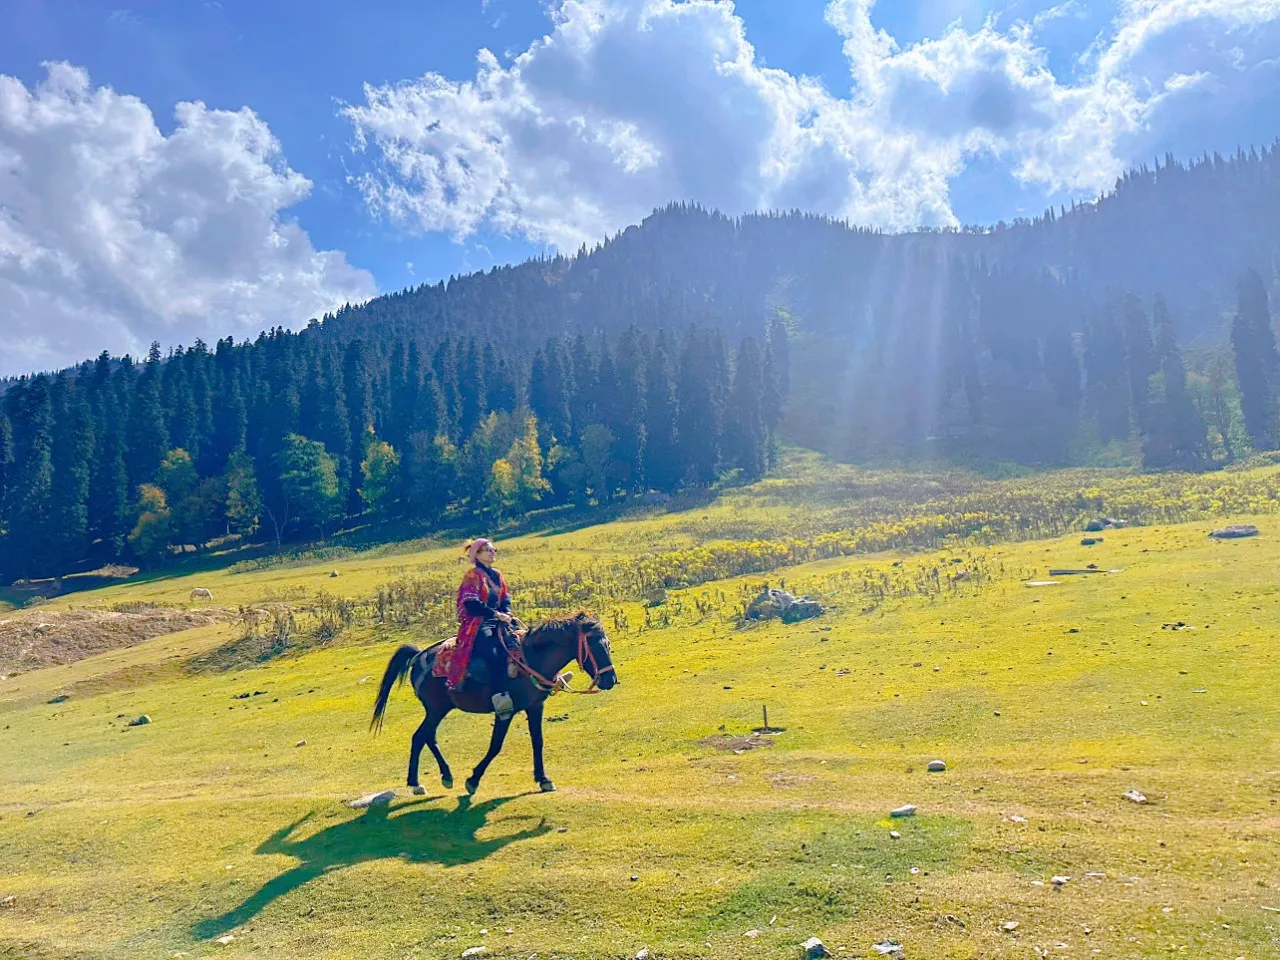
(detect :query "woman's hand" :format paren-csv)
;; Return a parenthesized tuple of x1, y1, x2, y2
(495, 612, 513, 625)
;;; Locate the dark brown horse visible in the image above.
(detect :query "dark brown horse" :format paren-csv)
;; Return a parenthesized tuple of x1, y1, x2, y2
(370, 611, 618, 795)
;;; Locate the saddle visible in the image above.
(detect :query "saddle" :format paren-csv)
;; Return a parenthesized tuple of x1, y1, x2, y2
(427, 627, 526, 685)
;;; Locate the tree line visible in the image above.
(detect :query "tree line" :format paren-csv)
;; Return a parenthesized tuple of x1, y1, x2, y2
(0, 323, 787, 581)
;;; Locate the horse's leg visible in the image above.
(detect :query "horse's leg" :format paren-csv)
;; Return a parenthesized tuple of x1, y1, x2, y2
(408, 709, 441, 794)
(526, 703, 555, 793)
(424, 705, 455, 790)
(465, 715, 512, 796)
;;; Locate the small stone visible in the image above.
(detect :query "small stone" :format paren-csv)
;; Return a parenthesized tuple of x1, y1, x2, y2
(801, 936, 829, 958)
(890, 804, 917, 818)
(357, 676, 372, 684)
(347, 790, 396, 809)
(1052, 876, 1071, 888)
(630, 874, 640, 882)
(128, 715, 152, 726)
(1009, 815, 1028, 824)
(994, 710, 1001, 717)
(635, 950, 650, 960)
(1122, 790, 1148, 804)
(872, 942, 904, 958)
(1002, 921, 1019, 932)
(0, 895, 15, 908)
(927, 760, 946, 772)
(556, 826, 569, 833)
(746, 929, 761, 937)
(295, 739, 307, 747)
(215, 935, 235, 945)
(461, 948, 487, 958)
(889, 830, 901, 839)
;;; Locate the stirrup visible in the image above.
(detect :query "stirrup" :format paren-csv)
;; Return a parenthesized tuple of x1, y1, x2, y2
(491, 692, 515, 719)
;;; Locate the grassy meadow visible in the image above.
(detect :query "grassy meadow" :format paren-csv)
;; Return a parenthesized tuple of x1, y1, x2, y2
(3, 456, 1280, 959)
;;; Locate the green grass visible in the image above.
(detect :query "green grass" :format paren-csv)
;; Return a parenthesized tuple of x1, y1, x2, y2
(4, 459, 1280, 958)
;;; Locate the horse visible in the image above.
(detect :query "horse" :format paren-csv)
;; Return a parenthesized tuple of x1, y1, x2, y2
(370, 610, 618, 796)
(190, 587, 213, 601)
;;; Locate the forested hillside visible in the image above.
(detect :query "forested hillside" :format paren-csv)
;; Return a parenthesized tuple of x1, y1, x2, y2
(1, 142, 1279, 584)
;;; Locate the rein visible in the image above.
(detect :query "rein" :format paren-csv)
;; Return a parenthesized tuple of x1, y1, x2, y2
(508, 622, 613, 696)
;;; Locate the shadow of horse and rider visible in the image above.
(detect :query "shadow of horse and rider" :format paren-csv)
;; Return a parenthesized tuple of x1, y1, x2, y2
(193, 793, 550, 939)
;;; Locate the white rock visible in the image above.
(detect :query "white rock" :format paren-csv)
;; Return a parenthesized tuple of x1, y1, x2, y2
(889, 804, 917, 818)
(215, 935, 235, 945)
(872, 942, 905, 958)
(1122, 790, 1148, 804)
(746, 929, 761, 937)
(927, 760, 946, 772)
(635, 951, 650, 960)
(1002, 921, 1019, 932)
(1052, 875, 1071, 888)
(347, 790, 396, 809)
(0, 895, 15, 908)
(461, 948, 487, 958)
(801, 936, 829, 958)
(295, 739, 307, 747)
(889, 830, 901, 839)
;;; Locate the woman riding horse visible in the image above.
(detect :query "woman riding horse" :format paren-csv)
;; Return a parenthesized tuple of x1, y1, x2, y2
(447, 538, 520, 719)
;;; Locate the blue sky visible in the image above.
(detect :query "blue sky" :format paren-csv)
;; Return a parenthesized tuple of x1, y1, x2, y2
(2, 0, 1279, 374)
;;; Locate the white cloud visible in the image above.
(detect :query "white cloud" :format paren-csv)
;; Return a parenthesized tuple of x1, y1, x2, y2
(342, 0, 1280, 249)
(0, 62, 375, 376)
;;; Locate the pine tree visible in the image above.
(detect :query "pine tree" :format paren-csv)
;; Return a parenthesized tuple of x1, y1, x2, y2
(644, 331, 680, 492)
(768, 318, 791, 401)
(7, 376, 56, 578)
(457, 338, 486, 439)
(676, 327, 721, 486)
(1231, 268, 1280, 449)
(0, 411, 11, 523)
(1083, 299, 1132, 445)
(127, 347, 170, 491)
(1143, 296, 1209, 469)
(1121, 293, 1157, 431)
(49, 376, 94, 580)
(529, 342, 571, 444)
(343, 341, 374, 513)
(404, 431, 458, 524)
(725, 336, 767, 479)
(611, 327, 647, 492)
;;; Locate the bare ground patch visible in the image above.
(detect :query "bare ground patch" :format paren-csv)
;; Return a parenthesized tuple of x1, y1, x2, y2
(696, 733, 775, 752)
(0, 608, 231, 676)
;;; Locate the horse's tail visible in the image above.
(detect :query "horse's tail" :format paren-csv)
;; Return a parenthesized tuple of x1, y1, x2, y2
(370, 643, 421, 734)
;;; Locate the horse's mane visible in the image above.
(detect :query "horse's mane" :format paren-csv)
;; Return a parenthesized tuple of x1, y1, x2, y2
(524, 610, 603, 650)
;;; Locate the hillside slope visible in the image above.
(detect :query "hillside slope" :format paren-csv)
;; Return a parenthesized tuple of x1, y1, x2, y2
(3, 463, 1280, 959)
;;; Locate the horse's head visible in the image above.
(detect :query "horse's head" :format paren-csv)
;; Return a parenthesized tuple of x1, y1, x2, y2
(571, 611, 618, 691)
(525, 610, 618, 691)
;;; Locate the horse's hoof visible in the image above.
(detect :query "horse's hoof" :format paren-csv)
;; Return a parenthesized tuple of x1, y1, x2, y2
(441, 775, 454, 790)
(465, 778, 479, 796)
(539, 779, 557, 793)
(412, 784, 426, 796)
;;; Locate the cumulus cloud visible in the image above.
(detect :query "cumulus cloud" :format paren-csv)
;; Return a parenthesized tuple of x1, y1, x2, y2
(341, 0, 1280, 249)
(0, 62, 375, 376)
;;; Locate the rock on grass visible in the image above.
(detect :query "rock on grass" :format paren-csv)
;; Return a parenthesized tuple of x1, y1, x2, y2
(347, 790, 395, 809)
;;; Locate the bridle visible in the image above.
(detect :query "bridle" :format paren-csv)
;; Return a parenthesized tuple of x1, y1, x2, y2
(508, 621, 614, 695)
